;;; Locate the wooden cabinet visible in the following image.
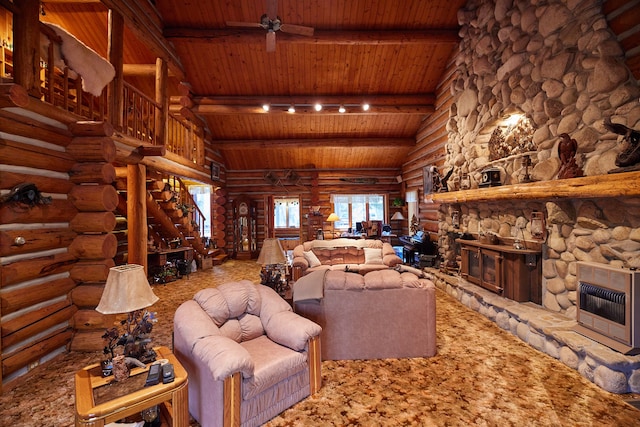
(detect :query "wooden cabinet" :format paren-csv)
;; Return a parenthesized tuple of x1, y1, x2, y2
(306, 214, 324, 241)
(233, 195, 258, 259)
(459, 239, 541, 304)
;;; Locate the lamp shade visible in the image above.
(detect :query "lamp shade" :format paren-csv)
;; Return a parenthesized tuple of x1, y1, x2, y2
(96, 264, 159, 314)
(391, 211, 405, 221)
(326, 213, 340, 222)
(256, 238, 286, 265)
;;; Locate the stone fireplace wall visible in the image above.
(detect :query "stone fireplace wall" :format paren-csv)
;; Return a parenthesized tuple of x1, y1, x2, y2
(441, 0, 640, 315)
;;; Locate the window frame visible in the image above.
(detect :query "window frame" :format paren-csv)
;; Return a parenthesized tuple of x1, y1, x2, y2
(331, 194, 388, 231)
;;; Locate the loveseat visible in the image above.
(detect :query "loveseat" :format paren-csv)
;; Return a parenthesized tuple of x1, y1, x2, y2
(173, 280, 322, 427)
(293, 267, 436, 360)
(291, 238, 403, 280)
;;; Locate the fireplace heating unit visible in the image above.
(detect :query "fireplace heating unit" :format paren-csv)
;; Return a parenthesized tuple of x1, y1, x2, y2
(575, 261, 640, 355)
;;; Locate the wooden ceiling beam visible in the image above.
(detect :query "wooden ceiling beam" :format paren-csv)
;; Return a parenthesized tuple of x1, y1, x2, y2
(184, 104, 434, 115)
(213, 138, 415, 149)
(189, 94, 437, 106)
(164, 28, 460, 46)
(123, 64, 176, 77)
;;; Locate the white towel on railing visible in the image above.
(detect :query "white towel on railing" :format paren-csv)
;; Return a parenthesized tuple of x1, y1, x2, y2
(40, 22, 115, 97)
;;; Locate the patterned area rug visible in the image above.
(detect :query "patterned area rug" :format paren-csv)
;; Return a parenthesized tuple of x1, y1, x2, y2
(1, 260, 638, 427)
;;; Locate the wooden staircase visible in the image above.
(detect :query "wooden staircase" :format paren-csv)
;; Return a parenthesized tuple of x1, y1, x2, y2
(113, 175, 226, 267)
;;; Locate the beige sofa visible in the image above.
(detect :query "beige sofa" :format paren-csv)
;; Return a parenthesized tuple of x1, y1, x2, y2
(292, 268, 436, 360)
(291, 238, 403, 280)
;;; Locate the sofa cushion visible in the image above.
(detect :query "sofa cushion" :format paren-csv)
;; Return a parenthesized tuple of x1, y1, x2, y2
(364, 269, 403, 289)
(303, 250, 322, 267)
(311, 248, 332, 265)
(193, 288, 230, 327)
(241, 335, 307, 400)
(364, 247, 383, 264)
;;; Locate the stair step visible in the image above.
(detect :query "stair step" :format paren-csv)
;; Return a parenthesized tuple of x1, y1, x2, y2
(212, 252, 228, 265)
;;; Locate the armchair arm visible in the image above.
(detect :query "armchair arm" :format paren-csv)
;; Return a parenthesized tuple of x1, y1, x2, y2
(264, 311, 322, 351)
(191, 335, 254, 380)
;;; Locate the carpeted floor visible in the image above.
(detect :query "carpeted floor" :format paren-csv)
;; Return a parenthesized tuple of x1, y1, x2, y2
(1, 259, 639, 426)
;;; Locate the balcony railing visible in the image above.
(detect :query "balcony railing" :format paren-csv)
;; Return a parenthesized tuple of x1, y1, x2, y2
(27, 28, 205, 167)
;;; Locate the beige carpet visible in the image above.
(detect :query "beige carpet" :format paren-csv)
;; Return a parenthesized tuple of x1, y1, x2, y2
(1, 259, 639, 427)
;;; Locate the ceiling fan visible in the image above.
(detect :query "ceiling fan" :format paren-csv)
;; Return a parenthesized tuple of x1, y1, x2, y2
(226, 0, 314, 52)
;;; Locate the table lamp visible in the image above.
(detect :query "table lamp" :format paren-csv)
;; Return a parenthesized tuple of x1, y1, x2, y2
(257, 238, 288, 296)
(326, 212, 340, 238)
(96, 264, 159, 364)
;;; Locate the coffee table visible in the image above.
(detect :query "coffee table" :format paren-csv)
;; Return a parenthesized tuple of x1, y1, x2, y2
(75, 346, 188, 427)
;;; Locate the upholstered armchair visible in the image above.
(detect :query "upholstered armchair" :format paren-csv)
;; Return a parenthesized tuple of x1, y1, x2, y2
(173, 280, 322, 427)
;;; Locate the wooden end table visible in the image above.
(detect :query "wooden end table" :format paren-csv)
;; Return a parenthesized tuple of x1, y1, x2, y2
(75, 346, 189, 427)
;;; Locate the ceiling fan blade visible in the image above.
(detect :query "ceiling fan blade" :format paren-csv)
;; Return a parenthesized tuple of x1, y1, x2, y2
(266, 0, 278, 20)
(266, 31, 276, 52)
(280, 23, 315, 37)
(226, 21, 263, 29)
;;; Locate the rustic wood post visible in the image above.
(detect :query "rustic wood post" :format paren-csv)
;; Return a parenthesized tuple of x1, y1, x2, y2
(155, 57, 168, 147)
(12, 0, 41, 97)
(108, 10, 124, 129)
(127, 163, 148, 271)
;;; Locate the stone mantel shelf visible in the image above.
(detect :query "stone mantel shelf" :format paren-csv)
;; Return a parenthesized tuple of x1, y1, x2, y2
(428, 170, 640, 204)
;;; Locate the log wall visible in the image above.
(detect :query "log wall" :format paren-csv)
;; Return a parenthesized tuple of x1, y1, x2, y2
(402, 57, 457, 234)
(223, 168, 403, 253)
(0, 84, 117, 390)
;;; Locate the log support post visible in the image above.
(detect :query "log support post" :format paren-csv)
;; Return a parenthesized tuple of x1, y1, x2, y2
(127, 163, 148, 271)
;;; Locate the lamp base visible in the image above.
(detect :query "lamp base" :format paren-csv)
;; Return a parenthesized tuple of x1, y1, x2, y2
(260, 265, 289, 297)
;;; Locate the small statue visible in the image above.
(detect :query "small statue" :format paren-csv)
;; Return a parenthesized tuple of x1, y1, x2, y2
(604, 117, 640, 170)
(557, 133, 583, 179)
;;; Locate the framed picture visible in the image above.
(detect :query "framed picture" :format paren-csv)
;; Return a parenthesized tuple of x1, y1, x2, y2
(210, 162, 221, 181)
(423, 166, 435, 196)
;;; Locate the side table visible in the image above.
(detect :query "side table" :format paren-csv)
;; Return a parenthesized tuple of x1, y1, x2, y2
(75, 346, 189, 427)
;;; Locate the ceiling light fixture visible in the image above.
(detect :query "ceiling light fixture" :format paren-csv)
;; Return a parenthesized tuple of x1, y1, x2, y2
(262, 104, 270, 112)
(362, 103, 370, 111)
(288, 105, 295, 113)
(314, 103, 322, 112)
(338, 105, 346, 113)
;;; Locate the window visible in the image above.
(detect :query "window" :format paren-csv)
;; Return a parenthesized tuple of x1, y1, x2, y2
(188, 184, 211, 238)
(331, 194, 385, 230)
(274, 197, 300, 228)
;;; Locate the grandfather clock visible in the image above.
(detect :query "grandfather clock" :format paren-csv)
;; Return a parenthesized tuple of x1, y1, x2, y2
(233, 195, 258, 259)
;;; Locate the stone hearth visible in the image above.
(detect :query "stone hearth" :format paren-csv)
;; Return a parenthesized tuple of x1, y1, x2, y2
(428, 268, 640, 394)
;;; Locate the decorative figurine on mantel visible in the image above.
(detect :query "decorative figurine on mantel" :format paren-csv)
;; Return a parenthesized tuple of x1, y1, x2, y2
(604, 117, 640, 172)
(557, 133, 584, 179)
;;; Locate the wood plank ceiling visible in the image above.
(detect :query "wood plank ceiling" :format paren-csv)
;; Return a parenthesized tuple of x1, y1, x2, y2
(40, 0, 466, 172)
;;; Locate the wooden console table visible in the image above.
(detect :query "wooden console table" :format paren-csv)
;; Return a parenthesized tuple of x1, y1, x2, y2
(458, 239, 542, 304)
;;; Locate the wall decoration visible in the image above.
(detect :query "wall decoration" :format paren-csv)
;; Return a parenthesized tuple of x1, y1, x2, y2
(0, 183, 52, 207)
(604, 118, 640, 172)
(423, 166, 435, 195)
(488, 114, 536, 161)
(210, 162, 221, 181)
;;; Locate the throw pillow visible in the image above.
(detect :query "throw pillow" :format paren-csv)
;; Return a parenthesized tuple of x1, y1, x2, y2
(303, 250, 321, 268)
(364, 247, 383, 264)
